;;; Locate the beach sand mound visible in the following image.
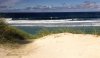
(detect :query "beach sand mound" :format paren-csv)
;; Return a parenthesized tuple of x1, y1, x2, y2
(0, 33, 100, 58)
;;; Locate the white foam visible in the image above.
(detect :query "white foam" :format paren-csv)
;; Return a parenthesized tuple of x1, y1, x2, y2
(5, 19, 100, 27)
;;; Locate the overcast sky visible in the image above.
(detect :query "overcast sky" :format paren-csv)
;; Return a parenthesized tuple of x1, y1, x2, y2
(0, 0, 100, 12)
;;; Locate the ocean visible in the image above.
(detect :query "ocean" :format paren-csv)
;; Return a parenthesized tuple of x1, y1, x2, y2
(1, 12, 100, 19)
(3, 12, 100, 34)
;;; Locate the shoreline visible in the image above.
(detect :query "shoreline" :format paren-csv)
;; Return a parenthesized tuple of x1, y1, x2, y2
(5, 20, 100, 27)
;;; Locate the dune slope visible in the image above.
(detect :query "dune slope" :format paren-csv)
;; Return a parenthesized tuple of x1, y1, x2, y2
(1, 33, 100, 58)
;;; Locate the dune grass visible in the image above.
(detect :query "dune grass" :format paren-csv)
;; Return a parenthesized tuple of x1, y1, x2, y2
(0, 19, 33, 46)
(32, 26, 100, 39)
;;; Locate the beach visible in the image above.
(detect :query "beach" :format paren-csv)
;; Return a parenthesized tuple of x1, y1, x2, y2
(0, 33, 100, 58)
(1, 0, 100, 58)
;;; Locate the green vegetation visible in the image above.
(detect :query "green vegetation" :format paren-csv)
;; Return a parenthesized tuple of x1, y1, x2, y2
(32, 26, 100, 39)
(0, 19, 33, 46)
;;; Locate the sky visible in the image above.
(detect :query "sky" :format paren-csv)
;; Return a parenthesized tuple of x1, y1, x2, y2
(0, 0, 100, 12)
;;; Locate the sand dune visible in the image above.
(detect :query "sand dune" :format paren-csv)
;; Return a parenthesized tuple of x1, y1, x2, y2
(0, 33, 100, 58)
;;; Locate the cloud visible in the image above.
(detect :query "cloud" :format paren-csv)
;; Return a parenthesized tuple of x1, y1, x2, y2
(0, 6, 8, 8)
(76, 1, 99, 9)
(0, 0, 20, 9)
(0, 1, 100, 12)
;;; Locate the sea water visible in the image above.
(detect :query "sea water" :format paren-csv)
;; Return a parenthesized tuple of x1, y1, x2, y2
(8, 19, 100, 35)
(15, 26, 100, 35)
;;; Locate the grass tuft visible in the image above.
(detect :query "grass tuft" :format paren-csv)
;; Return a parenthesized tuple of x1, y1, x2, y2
(0, 19, 33, 46)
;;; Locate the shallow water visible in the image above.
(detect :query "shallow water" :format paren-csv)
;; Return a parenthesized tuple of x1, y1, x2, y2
(15, 26, 100, 35)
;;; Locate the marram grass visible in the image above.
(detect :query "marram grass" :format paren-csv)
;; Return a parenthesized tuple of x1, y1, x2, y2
(32, 26, 100, 39)
(0, 19, 33, 46)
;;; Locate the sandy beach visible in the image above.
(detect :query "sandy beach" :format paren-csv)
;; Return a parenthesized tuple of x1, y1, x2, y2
(0, 33, 100, 58)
